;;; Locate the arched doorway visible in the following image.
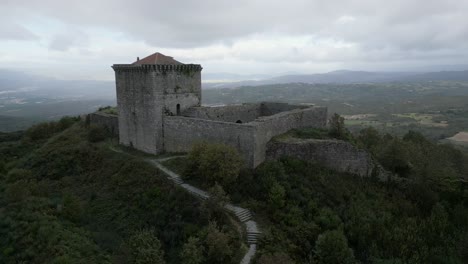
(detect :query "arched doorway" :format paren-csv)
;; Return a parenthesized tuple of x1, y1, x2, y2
(176, 104, 181, 115)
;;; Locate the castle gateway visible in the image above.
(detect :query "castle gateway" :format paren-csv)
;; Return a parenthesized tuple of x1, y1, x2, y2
(112, 53, 327, 167)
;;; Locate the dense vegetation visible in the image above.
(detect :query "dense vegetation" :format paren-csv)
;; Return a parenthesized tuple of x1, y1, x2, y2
(0, 118, 243, 263)
(2, 112, 468, 263)
(165, 124, 468, 263)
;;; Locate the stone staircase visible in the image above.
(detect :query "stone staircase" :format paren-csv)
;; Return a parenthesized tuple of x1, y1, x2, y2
(150, 157, 261, 264)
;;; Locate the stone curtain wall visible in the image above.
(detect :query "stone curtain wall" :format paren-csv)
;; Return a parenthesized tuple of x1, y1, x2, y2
(164, 106, 328, 167)
(88, 112, 119, 136)
(164, 116, 257, 166)
(251, 106, 328, 166)
(260, 102, 308, 116)
(266, 138, 375, 177)
(182, 104, 262, 123)
(182, 102, 311, 123)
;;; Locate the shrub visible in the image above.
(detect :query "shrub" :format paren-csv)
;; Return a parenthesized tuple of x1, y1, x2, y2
(6, 168, 32, 183)
(25, 116, 79, 141)
(180, 237, 205, 264)
(127, 229, 166, 264)
(204, 222, 234, 263)
(315, 230, 356, 264)
(328, 113, 350, 140)
(257, 252, 296, 264)
(186, 143, 243, 187)
(5, 180, 31, 202)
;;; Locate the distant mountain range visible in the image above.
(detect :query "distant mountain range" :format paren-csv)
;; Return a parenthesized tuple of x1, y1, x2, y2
(203, 70, 468, 89)
(0, 69, 114, 99)
(2, 68, 468, 95)
(1, 67, 468, 131)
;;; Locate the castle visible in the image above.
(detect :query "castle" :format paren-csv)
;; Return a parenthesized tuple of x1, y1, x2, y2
(111, 52, 327, 167)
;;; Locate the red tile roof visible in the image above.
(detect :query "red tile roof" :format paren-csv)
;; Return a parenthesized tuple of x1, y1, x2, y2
(132, 52, 183, 65)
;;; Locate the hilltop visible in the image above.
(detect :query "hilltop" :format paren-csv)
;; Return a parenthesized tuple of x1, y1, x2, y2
(1, 116, 468, 263)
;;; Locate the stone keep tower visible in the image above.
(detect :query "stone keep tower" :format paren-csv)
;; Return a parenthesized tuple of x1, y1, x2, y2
(112, 53, 203, 154)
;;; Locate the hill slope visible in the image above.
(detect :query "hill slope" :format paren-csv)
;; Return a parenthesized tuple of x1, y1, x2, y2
(0, 120, 242, 264)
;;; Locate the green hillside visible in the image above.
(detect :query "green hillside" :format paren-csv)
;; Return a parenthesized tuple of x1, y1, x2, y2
(0, 119, 243, 264)
(1, 117, 468, 263)
(164, 126, 468, 263)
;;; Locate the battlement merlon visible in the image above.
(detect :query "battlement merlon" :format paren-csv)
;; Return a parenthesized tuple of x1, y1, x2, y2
(111, 64, 203, 72)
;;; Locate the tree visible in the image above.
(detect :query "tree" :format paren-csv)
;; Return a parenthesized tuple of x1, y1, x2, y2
(180, 237, 205, 264)
(204, 222, 233, 263)
(358, 127, 381, 153)
(257, 252, 296, 264)
(127, 229, 165, 264)
(328, 113, 349, 140)
(207, 183, 230, 208)
(315, 230, 356, 264)
(379, 139, 412, 177)
(204, 183, 231, 221)
(187, 143, 243, 187)
(268, 181, 286, 209)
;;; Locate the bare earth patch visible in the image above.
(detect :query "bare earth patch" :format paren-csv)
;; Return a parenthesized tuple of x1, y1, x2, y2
(448, 132, 468, 143)
(343, 114, 376, 120)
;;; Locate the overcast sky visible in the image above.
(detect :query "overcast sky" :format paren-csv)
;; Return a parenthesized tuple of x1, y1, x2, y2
(1, 0, 467, 80)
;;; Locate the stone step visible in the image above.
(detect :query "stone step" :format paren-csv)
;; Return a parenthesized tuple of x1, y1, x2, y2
(238, 216, 251, 222)
(235, 209, 251, 218)
(236, 213, 252, 220)
(235, 209, 250, 215)
(236, 211, 251, 218)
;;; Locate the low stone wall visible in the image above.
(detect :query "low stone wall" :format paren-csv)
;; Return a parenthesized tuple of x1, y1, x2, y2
(266, 138, 377, 177)
(163, 116, 256, 166)
(88, 112, 119, 136)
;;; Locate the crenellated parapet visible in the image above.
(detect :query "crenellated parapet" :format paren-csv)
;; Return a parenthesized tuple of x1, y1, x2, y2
(112, 64, 203, 73)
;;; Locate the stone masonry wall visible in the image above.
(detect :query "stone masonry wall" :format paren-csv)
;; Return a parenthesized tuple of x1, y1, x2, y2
(164, 106, 328, 167)
(163, 116, 256, 166)
(251, 106, 328, 167)
(266, 138, 375, 177)
(88, 112, 119, 136)
(115, 70, 163, 154)
(113, 64, 202, 154)
(182, 104, 261, 123)
(260, 102, 308, 116)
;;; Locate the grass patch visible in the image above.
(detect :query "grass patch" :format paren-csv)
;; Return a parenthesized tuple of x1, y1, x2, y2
(161, 157, 190, 176)
(98, 106, 118, 115)
(393, 113, 448, 127)
(274, 127, 332, 141)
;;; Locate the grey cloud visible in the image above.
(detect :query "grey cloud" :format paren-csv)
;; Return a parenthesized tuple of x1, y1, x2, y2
(48, 29, 89, 51)
(0, 22, 38, 41)
(2, 0, 468, 72)
(8, 0, 467, 52)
